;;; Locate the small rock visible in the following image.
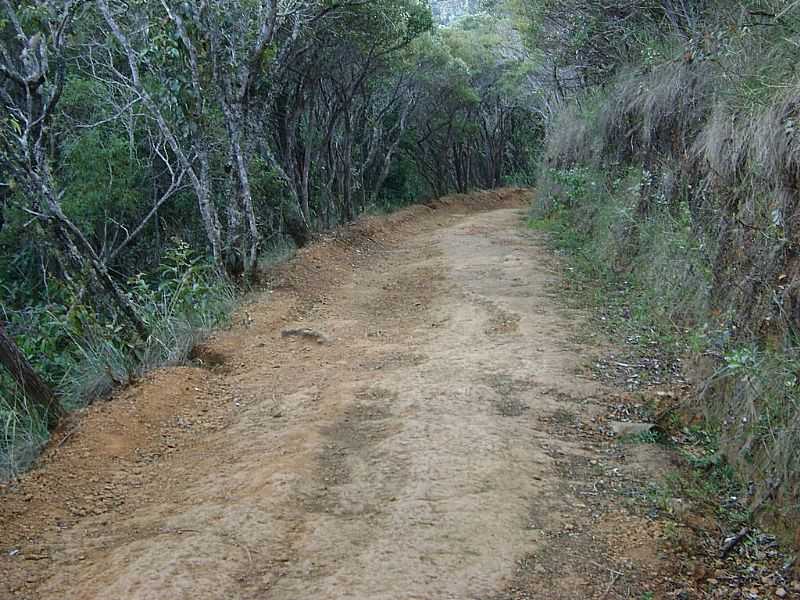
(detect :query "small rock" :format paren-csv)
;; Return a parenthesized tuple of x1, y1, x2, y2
(775, 588, 786, 598)
(608, 420, 653, 436)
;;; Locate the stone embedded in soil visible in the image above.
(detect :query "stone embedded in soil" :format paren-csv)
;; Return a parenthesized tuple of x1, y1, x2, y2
(607, 420, 654, 436)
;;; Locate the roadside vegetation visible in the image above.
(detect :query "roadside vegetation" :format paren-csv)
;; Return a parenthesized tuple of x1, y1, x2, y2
(530, 169, 799, 593)
(522, 0, 800, 543)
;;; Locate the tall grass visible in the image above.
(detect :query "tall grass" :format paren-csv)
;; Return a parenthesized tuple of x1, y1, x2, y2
(0, 390, 50, 478)
(532, 165, 711, 338)
(533, 4, 800, 533)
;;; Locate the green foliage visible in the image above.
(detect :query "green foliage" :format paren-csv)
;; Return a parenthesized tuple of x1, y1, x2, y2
(401, 15, 544, 195)
(4, 303, 79, 388)
(722, 347, 759, 375)
(339, 0, 434, 51)
(61, 128, 147, 229)
(150, 239, 232, 326)
(0, 239, 236, 474)
(532, 165, 712, 357)
(529, 0, 800, 535)
(377, 154, 428, 207)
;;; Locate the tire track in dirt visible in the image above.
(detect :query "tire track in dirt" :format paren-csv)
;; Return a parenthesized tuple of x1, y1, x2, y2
(1, 190, 678, 599)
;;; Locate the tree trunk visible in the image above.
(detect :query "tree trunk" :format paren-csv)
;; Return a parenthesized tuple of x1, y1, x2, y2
(232, 134, 260, 278)
(300, 140, 313, 223)
(0, 324, 63, 424)
(225, 168, 245, 275)
(196, 150, 225, 267)
(342, 113, 355, 221)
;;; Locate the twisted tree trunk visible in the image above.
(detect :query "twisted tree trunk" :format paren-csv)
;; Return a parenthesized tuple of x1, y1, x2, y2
(0, 324, 63, 425)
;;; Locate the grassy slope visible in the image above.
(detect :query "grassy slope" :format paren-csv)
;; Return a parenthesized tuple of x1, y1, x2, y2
(532, 4, 800, 544)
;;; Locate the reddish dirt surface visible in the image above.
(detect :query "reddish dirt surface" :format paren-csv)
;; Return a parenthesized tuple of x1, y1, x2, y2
(1, 189, 790, 599)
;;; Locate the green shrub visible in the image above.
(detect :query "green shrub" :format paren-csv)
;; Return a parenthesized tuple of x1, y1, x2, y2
(0, 238, 236, 476)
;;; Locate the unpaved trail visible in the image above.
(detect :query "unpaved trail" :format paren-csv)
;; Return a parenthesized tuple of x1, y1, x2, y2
(1, 190, 675, 599)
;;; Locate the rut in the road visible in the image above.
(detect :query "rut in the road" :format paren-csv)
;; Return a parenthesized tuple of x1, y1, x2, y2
(1, 190, 675, 600)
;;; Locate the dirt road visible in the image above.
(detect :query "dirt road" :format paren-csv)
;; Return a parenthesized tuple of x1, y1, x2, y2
(1, 190, 674, 599)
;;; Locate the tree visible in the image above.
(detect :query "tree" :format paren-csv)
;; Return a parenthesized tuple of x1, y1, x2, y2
(400, 16, 541, 197)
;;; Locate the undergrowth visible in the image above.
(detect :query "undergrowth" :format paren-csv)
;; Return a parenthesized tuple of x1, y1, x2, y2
(529, 0, 800, 539)
(531, 160, 800, 541)
(530, 166, 707, 358)
(530, 171, 799, 567)
(0, 238, 236, 478)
